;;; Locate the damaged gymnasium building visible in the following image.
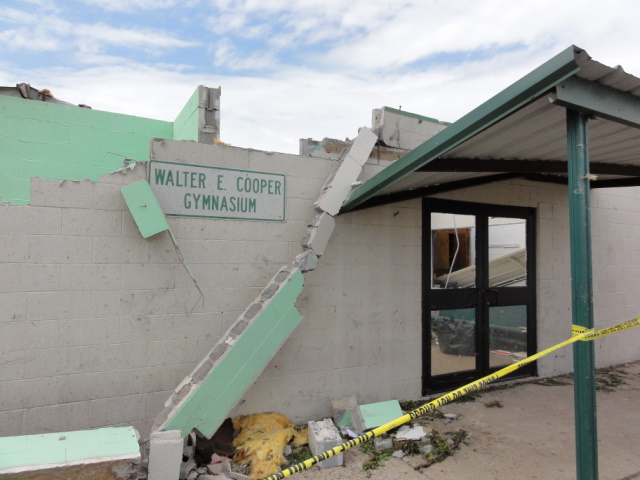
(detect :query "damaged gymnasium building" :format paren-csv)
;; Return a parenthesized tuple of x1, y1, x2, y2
(2, 45, 640, 478)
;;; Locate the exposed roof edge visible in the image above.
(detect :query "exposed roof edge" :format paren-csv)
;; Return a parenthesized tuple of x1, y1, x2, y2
(341, 45, 586, 212)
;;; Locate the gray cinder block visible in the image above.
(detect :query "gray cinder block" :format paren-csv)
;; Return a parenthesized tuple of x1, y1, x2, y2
(308, 419, 343, 468)
(147, 430, 183, 480)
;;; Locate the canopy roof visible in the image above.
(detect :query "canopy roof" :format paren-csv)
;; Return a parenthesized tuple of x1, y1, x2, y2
(342, 46, 640, 212)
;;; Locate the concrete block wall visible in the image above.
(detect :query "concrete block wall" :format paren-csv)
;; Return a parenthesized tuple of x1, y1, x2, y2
(434, 179, 640, 377)
(0, 140, 333, 439)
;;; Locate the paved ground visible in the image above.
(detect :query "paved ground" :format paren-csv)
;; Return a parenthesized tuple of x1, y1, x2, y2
(290, 361, 640, 480)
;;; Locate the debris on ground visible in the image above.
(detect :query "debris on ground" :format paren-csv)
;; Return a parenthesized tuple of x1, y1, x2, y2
(352, 400, 403, 432)
(395, 425, 426, 441)
(232, 412, 308, 478)
(331, 395, 358, 428)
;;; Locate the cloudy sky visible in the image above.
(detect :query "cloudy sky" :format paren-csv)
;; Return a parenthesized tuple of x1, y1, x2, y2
(1, 0, 639, 154)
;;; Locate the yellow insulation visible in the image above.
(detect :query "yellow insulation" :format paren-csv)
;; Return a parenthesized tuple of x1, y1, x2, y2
(232, 412, 307, 479)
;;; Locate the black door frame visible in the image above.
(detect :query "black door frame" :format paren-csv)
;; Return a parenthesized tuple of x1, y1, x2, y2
(422, 198, 537, 394)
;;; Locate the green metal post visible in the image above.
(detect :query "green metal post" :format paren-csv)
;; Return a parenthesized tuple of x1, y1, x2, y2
(566, 109, 598, 479)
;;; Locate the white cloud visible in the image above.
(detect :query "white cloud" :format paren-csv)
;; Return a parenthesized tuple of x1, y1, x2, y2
(0, 6, 198, 55)
(79, 0, 183, 12)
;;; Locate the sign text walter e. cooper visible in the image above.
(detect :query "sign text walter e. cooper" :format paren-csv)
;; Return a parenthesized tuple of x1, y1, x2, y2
(149, 160, 286, 221)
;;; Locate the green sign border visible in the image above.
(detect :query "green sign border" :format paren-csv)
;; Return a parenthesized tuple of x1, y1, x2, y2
(148, 160, 286, 222)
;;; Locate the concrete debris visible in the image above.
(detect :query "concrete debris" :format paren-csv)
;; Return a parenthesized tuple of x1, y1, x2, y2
(301, 212, 335, 257)
(419, 445, 434, 455)
(293, 249, 318, 272)
(444, 413, 458, 420)
(283, 445, 292, 456)
(180, 457, 197, 479)
(446, 438, 455, 446)
(395, 425, 426, 441)
(352, 400, 403, 433)
(314, 127, 377, 216)
(308, 418, 343, 469)
(207, 458, 231, 475)
(331, 395, 358, 428)
(374, 437, 393, 450)
(148, 430, 183, 480)
(392, 450, 405, 459)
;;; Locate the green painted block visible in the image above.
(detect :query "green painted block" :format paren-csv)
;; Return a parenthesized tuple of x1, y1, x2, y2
(173, 87, 200, 142)
(357, 400, 403, 430)
(121, 180, 170, 238)
(165, 269, 304, 437)
(0, 427, 139, 472)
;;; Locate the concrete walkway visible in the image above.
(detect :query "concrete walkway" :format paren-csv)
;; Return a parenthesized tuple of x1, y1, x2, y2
(293, 361, 640, 480)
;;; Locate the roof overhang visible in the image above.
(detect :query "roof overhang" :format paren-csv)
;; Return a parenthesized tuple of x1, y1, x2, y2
(342, 46, 640, 212)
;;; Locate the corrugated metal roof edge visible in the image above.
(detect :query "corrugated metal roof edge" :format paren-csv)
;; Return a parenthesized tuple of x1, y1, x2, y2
(341, 45, 586, 212)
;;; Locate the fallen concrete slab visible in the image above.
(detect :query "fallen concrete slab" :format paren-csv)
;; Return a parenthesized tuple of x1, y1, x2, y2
(0, 426, 140, 480)
(153, 266, 304, 438)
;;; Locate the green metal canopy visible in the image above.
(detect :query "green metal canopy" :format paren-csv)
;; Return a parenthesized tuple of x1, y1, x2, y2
(341, 45, 640, 212)
(341, 45, 640, 480)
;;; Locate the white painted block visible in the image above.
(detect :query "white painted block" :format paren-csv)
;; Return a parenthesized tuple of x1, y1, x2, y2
(148, 430, 183, 480)
(314, 128, 377, 216)
(303, 213, 335, 257)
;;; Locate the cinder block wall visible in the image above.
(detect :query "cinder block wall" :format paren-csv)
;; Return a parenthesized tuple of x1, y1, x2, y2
(0, 139, 329, 438)
(434, 179, 640, 377)
(3, 135, 640, 439)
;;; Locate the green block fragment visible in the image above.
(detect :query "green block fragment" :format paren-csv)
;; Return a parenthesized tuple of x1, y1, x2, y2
(121, 180, 170, 238)
(0, 427, 139, 472)
(358, 400, 403, 430)
(165, 269, 304, 437)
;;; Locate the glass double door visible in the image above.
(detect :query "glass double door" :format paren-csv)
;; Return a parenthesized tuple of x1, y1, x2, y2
(422, 198, 537, 394)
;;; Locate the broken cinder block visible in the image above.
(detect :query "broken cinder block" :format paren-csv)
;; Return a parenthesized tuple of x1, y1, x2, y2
(148, 430, 183, 480)
(293, 249, 318, 272)
(314, 127, 377, 216)
(301, 212, 335, 257)
(308, 419, 343, 469)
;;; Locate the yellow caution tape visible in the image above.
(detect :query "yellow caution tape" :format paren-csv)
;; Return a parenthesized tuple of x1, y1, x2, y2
(262, 316, 640, 480)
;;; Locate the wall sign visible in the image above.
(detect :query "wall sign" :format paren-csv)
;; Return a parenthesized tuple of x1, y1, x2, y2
(148, 160, 286, 221)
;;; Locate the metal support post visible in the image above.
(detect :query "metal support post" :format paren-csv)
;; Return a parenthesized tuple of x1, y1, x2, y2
(566, 109, 598, 479)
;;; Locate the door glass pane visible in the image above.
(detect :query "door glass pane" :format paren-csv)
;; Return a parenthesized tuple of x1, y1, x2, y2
(489, 305, 527, 368)
(488, 217, 527, 287)
(431, 213, 476, 289)
(431, 308, 476, 375)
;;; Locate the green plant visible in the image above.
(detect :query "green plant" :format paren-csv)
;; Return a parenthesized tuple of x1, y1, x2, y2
(285, 446, 312, 467)
(484, 400, 503, 408)
(360, 440, 394, 471)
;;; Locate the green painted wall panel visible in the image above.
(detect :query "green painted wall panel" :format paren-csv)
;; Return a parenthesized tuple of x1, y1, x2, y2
(0, 94, 176, 204)
(0, 157, 22, 179)
(196, 306, 303, 436)
(173, 87, 200, 142)
(0, 96, 172, 137)
(0, 426, 139, 471)
(164, 270, 304, 437)
(0, 116, 71, 144)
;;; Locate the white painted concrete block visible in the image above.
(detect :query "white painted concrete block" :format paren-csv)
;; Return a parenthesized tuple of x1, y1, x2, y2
(148, 430, 183, 480)
(308, 419, 343, 468)
(302, 213, 335, 257)
(314, 128, 377, 216)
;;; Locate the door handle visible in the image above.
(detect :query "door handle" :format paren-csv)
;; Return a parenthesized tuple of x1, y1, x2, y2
(484, 288, 498, 306)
